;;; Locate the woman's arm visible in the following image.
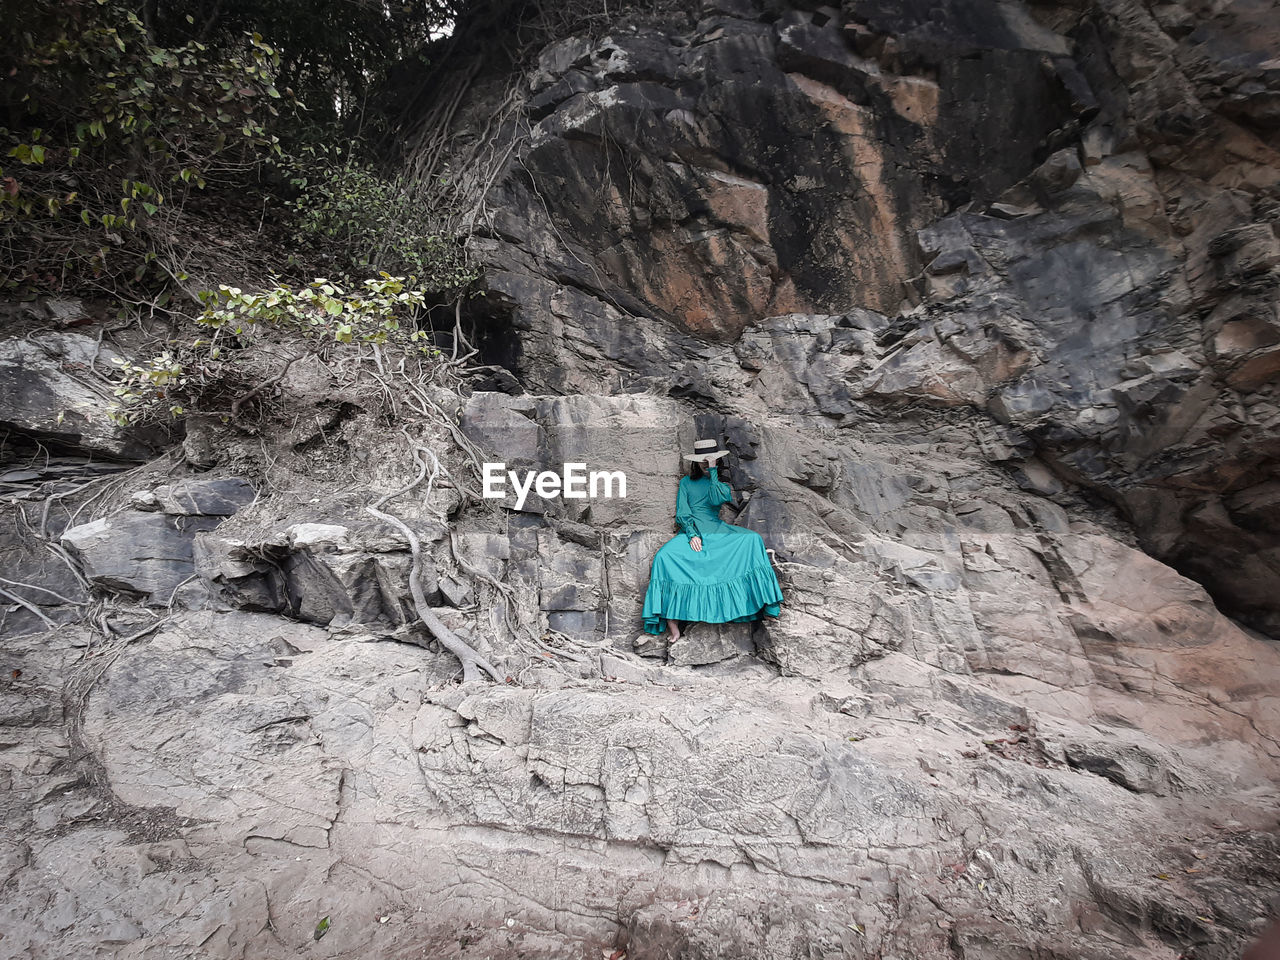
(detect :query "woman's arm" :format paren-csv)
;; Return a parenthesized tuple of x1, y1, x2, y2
(675, 477, 701, 543)
(708, 464, 733, 506)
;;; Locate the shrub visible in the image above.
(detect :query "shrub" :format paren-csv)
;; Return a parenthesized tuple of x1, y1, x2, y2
(1, 0, 286, 292)
(108, 274, 440, 424)
(282, 146, 478, 290)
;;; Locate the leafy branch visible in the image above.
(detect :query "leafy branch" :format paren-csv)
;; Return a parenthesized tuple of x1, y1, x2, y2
(108, 274, 441, 424)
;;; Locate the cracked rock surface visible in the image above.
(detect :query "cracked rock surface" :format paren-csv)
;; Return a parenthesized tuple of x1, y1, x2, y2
(3, 0, 1280, 958)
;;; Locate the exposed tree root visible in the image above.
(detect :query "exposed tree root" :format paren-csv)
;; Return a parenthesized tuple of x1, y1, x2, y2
(0, 585, 58, 628)
(366, 444, 504, 685)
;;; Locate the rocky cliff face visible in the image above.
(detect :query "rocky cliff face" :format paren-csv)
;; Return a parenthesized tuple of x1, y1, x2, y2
(3, 1, 1280, 959)
(470, 0, 1280, 636)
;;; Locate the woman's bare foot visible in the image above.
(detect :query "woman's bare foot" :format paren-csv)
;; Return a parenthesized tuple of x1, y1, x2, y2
(668, 620, 682, 644)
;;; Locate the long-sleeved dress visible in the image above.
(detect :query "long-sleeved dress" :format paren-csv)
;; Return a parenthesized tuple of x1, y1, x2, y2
(641, 470, 784, 634)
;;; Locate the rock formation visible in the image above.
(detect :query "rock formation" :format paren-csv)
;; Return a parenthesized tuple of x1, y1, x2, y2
(2, 1, 1279, 958)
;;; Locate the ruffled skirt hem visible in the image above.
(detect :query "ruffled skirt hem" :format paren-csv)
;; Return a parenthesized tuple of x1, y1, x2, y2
(642, 562, 784, 634)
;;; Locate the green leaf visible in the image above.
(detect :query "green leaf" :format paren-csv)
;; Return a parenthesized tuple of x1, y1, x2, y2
(314, 917, 330, 941)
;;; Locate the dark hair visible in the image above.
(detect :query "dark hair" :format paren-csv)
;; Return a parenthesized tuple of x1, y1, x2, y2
(689, 459, 727, 481)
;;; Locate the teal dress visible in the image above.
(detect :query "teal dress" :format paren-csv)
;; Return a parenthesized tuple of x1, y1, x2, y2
(642, 471, 784, 634)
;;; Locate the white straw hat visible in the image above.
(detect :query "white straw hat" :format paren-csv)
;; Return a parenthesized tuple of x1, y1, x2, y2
(684, 437, 730, 462)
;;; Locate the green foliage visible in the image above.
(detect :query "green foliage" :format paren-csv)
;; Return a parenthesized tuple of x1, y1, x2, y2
(1, 0, 287, 291)
(109, 351, 187, 419)
(145, 0, 462, 126)
(281, 145, 478, 291)
(0, 0, 465, 296)
(108, 274, 441, 424)
(197, 274, 433, 342)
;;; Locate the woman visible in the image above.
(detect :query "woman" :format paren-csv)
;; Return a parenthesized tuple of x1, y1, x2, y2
(641, 437, 784, 644)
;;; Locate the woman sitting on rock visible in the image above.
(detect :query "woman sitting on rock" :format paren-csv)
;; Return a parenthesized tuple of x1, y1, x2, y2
(641, 437, 784, 648)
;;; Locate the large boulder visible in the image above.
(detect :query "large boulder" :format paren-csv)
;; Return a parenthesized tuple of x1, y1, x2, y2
(0, 332, 167, 459)
(195, 521, 425, 628)
(60, 478, 256, 603)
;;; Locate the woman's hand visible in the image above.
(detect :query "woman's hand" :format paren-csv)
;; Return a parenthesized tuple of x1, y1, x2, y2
(690, 536, 703, 552)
